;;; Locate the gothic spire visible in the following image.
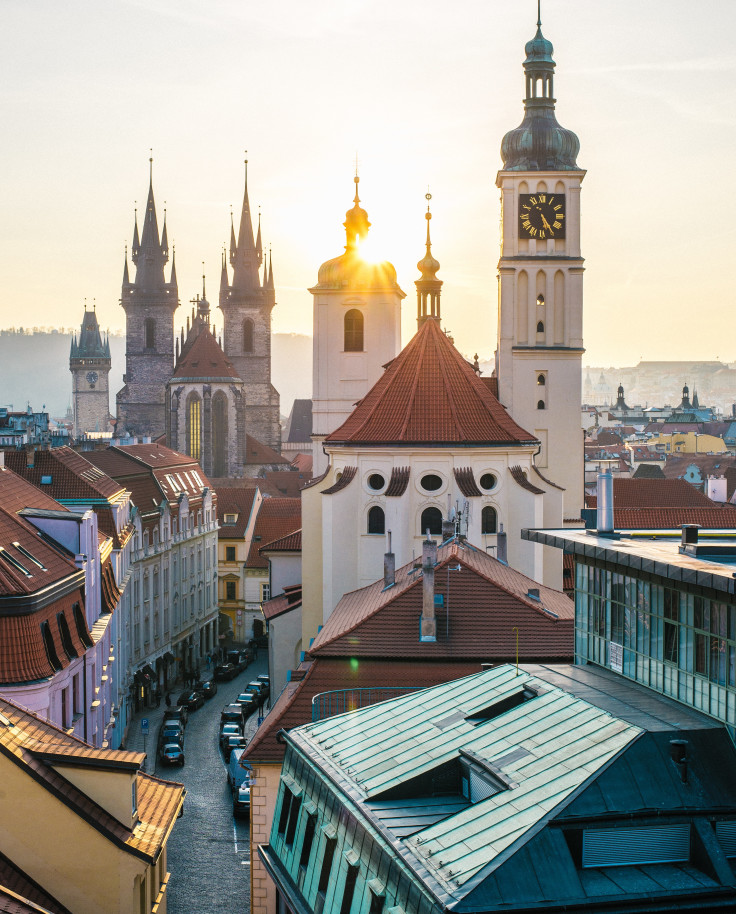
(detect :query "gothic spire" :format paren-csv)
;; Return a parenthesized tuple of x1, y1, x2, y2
(131, 210, 140, 264)
(230, 156, 262, 293)
(256, 209, 263, 265)
(266, 248, 274, 290)
(122, 246, 130, 285)
(131, 156, 171, 291)
(170, 246, 178, 289)
(220, 246, 229, 292)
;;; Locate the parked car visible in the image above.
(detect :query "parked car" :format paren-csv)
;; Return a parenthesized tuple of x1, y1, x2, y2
(193, 679, 217, 699)
(159, 743, 185, 767)
(233, 782, 251, 817)
(163, 706, 188, 728)
(227, 748, 252, 789)
(219, 723, 243, 751)
(235, 691, 260, 714)
(247, 680, 269, 702)
(256, 674, 270, 689)
(221, 703, 246, 728)
(223, 735, 248, 762)
(227, 649, 250, 672)
(160, 724, 184, 747)
(214, 663, 238, 682)
(177, 690, 205, 711)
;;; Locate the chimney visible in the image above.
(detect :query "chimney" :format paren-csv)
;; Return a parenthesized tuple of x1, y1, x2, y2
(0, 451, 4, 468)
(669, 739, 688, 783)
(25, 443, 35, 468)
(383, 530, 395, 589)
(420, 533, 437, 642)
(681, 524, 700, 547)
(596, 471, 614, 533)
(442, 518, 455, 540)
(496, 524, 507, 563)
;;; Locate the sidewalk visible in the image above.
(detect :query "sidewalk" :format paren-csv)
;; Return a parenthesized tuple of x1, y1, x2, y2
(124, 700, 170, 771)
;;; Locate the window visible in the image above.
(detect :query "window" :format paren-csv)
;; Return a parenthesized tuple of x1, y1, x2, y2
(368, 892, 385, 914)
(243, 319, 254, 353)
(367, 506, 385, 535)
(340, 864, 359, 914)
(318, 837, 337, 895)
(212, 392, 228, 477)
(285, 795, 302, 846)
(144, 318, 155, 349)
(344, 309, 364, 352)
(537, 400, 545, 410)
(186, 395, 202, 462)
(537, 373, 546, 386)
(278, 787, 294, 835)
(300, 815, 317, 868)
(226, 581, 237, 600)
(421, 473, 443, 492)
(479, 473, 497, 491)
(41, 622, 62, 671)
(225, 546, 236, 561)
(72, 602, 93, 648)
(57, 613, 78, 660)
(367, 473, 385, 491)
(663, 589, 679, 664)
(536, 321, 544, 333)
(420, 507, 443, 536)
(224, 513, 237, 525)
(261, 583, 271, 602)
(481, 506, 498, 534)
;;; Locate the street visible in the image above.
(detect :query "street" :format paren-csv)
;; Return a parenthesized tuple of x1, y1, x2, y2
(156, 656, 269, 914)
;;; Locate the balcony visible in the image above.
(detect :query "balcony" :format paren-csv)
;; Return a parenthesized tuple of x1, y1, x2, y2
(311, 686, 423, 723)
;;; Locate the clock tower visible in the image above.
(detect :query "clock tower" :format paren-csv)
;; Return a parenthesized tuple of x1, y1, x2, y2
(70, 304, 112, 439)
(496, 12, 584, 518)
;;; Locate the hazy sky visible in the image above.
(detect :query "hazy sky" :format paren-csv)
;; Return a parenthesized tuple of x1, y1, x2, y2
(2, 0, 735, 368)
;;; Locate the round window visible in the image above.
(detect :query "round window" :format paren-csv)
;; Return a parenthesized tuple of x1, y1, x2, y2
(421, 473, 443, 492)
(368, 473, 385, 491)
(480, 473, 497, 491)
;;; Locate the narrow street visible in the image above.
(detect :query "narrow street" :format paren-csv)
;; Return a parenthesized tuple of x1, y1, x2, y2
(148, 656, 269, 914)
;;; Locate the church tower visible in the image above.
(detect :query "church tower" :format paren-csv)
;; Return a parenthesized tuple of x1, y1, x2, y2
(70, 304, 112, 438)
(309, 175, 405, 475)
(496, 10, 584, 518)
(116, 159, 179, 438)
(219, 160, 281, 452)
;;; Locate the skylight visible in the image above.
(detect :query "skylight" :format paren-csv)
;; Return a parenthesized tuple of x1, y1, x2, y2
(0, 547, 32, 577)
(12, 542, 46, 571)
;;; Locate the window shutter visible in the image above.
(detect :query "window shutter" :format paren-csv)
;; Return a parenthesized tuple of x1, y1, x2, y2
(582, 824, 690, 868)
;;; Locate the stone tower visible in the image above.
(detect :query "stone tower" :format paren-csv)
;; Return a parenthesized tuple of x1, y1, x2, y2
(309, 176, 405, 475)
(116, 160, 179, 438)
(496, 12, 584, 519)
(219, 161, 281, 452)
(70, 305, 112, 438)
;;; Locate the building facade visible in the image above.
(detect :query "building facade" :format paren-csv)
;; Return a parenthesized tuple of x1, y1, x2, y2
(70, 305, 112, 438)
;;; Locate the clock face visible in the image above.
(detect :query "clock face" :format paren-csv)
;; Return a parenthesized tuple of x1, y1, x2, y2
(86, 371, 98, 387)
(519, 193, 566, 240)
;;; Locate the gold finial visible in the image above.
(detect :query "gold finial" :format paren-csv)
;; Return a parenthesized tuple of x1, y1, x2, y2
(149, 149, 153, 182)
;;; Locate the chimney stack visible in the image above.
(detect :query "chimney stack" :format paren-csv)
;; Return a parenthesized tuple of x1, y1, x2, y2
(420, 532, 437, 642)
(496, 524, 507, 563)
(681, 524, 700, 547)
(383, 530, 395, 589)
(25, 443, 35, 469)
(442, 517, 455, 540)
(596, 471, 614, 533)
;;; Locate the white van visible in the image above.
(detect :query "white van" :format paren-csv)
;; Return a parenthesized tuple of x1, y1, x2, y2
(227, 748, 252, 790)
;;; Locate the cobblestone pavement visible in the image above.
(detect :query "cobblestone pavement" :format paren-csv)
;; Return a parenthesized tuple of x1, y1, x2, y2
(126, 656, 270, 914)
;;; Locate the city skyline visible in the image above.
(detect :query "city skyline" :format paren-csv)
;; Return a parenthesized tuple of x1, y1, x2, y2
(2, 0, 735, 366)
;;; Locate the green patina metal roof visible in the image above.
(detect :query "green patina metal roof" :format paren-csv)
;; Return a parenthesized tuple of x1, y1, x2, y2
(299, 665, 641, 895)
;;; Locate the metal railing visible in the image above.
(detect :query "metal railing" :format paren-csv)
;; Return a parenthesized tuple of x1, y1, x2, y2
(311, 686, 423, 722)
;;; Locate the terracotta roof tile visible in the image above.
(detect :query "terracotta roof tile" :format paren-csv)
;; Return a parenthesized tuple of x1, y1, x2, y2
(0, 467, 67, 515)
(0, 504, 79, 598)
(262, 586, 302, 621)
(384, 466, 410, 496)
(309, 538, 573, 661)
(325, 319, 537, 447)
(321, 466, 357, 495)
(244, 435, 289, 466)
(586, 477, 715, 508)
(290, 454, 313, 475)
(259, 528, 301, 554)
(609, 507, 736, 528)
(246, 498, 302, 568)
(215, 488, 258, 538)
(0, 851, 71, 914)
(171, 326, 241, 380)
(263, 471, 310, 497)
(509, 465, 545, 495)
(4, 448, 125, 502)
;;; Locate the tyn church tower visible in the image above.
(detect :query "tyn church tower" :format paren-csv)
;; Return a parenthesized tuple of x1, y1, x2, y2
(117, 160, 179, 438)
(219, 161, 281, 452)
(496, 14, 584, 518)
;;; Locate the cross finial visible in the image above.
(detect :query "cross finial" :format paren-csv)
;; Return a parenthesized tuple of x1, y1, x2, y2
(537, 0, 541, 28)
(149, 149, 153, 182)
(244, 150, 248, 185)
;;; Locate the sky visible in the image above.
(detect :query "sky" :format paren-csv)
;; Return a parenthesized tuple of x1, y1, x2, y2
(2, 0, 735, 369)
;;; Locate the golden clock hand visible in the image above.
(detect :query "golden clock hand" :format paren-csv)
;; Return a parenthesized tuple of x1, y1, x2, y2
(541, 214, 552, 232)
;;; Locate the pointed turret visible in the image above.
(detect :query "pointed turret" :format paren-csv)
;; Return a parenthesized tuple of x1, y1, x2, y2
(229, 211, 237, 265)
(256, 211, 263, 266)
(161, 210, 169, 257)
(220, 247, 229, 292)
(170, 247, 178, 289)
(122, 247, 130, 285)
(266, 248, 274, 290)
(415, 194, 442, 326)
(131, 211, 140, 264)
(229, 158, 262, 293)
(131, 157, 170, 291)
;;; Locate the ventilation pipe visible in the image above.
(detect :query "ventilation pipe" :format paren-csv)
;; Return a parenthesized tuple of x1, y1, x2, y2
(383, 530, 395, 589)
(596, 471, 614, 534)
(669, 739, 688, 783)
(420, 532, 437, 642)
(497, 524, 508, 563)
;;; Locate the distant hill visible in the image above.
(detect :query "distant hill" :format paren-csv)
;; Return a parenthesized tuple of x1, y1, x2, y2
(0, 328, 312, 420)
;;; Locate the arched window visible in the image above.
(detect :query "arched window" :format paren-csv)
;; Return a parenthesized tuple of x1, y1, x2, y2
(144, 318, 155, 349)
(420, 507, 443, 536)
(482, 506, 498, 535)
(537, 400, 546, 410)
(537, 374, 546, 386)
(212, 392, 228, 477)
(367, 506, 385, 535)
(344, 309, 364, 352)
(41, 621, 62, 671)
(243, 319, 254, 353)
(536, 321, 544, 334)
(186, 394, 202, 461)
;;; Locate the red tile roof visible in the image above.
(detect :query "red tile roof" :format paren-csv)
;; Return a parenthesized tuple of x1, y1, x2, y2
(662, 454, 736, 481)
(263, 471, 310, 497)
(310, 538, 573, 660)
(585, 477, 715, 509)
(215, 488, 258, 538)
(244, 657, 483, 764)
(325, 318, 537, 447)
(259, 528, 301, 554)
(261, 585, 302, 621)
(290, 453, 313, 475)
(0, 467, 68, 515)
(244, 435, 289, 466)
(608, 507, 736, 529)
(247, 498, 302, 568)
(0, 850, 71, 914)
(171, 326, 240, 380)
(4, 448, 125, 502)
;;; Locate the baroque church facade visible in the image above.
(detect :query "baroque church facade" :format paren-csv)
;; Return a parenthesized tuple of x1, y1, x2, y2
(301, 14, 583, 649)
(114, 160, 280, 464)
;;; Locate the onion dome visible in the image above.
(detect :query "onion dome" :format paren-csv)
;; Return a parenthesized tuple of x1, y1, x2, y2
(415, 194, 442, 327)
(500, 18, 580, 171)
(344, 175, 371, 249)
(417, 204, 440, 280)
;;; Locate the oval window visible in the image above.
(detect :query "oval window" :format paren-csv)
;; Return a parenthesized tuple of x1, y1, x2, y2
(479, 473, 497, 491)
(421, 474, 443, 492)
(368, 473, 385, 491)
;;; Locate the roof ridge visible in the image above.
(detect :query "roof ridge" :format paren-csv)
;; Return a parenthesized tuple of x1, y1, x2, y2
(399, 325, 430, 440)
